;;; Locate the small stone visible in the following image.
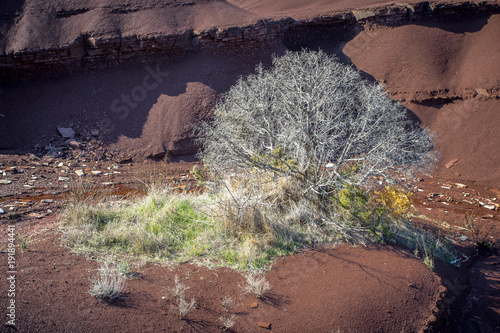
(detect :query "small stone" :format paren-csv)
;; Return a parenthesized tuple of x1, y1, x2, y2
(91, 129, 99, 136)
(455, 183, 468, 189)
(0, 179, 12, 185)
(67, 140, 80, 149)
(41, 199, 54, 204)
(258, 322, 271, 329)
(459, 235, 468, 241)
(482, 214, 494, 219)
(91, 170, 102, 176)
(101, 182, 114, 186)
(58, 127, 76, 138)
(58, 176, 70, 182)
(0, 208, 4, 214)
(75, 169, 85, 177)
(484, 204, 496, 210)
(31, 176, 38, 180)
(445, 158, 459, 169)
(250, 302, 259, 309)
(57, 162, 64, 167)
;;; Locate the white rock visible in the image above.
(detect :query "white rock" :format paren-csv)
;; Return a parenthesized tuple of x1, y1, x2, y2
(41, 199, 54, 204)
(325, 163, 335, 168)
(101, 182, 114, 186)
(454, 183, 468, 188)
(0, 179, 12, 185)
(91, 170, 102, 176)
(0, 208, 4, 214)
(58, 176, 70, 182)
(75, 169, 85, 177)
(58, 127, 75, 138)
(484, 204, 496, 210)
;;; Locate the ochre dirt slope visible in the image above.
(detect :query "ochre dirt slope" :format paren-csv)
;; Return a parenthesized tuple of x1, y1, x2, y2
(344, 14, 500, 188)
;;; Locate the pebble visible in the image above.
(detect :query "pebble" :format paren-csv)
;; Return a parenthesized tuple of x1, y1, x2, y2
(0, 179, 12, 185)
(41, 199, 54, 204)
(257, 322, 271, 329)
(58, 176, 70, 182)
(75, 169, 85, 177)
(91, 170, 102, 176)
(67, 140, 80, 149)
(0, 208, 4, 214)
(484, 204, 496, 210)
(101, 182, 114, 186)
(91, 129, 99, 136)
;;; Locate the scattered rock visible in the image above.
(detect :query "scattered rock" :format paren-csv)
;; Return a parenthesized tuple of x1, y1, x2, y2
(119, 157, 133, 164)
(67, 140, 80, 149)
(258, 322, 271, 329)
(459, 236, 468, 242)
(250, 302, 259, 309)
(455, 183, 468, 188)
(484, 204, 496, 210)
(41, 199, 54, 204)
(75, 169, 85, 177)
(445, 158, 459, 169)
(58, 127, 76, 138)
(0, 179, 12, 185)
(58, 176, 70, 182)
(482, 214, 494, 219)
(101, 182, 114, 186)
(0, 208, 4, 214)
(91, 170, 102, 176)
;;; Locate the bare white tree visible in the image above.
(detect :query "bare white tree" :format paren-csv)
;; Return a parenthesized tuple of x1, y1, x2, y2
(199, 50, 434, 196)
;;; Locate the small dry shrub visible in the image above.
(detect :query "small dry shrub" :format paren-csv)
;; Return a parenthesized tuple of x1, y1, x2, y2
(240, 274, 271, 298)
(374, 185, 413, 219)
(219, 314, 237, 331)
(88, 262, 127, 301)
(167, 276, 196, 319)
(464, 210, 493, 250)
(220, 295, 235, 312)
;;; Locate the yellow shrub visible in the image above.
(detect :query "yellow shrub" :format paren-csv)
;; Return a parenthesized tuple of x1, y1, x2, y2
(375, 185, 413, 218)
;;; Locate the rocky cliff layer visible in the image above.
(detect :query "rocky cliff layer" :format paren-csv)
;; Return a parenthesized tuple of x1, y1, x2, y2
(1, 1, 499, 80)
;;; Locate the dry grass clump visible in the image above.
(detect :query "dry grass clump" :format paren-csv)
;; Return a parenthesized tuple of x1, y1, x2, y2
(240, 273, 271, 298)
(88, 262, 127, 301)
(463, 210, 493, 250)
(219, 314, 237, 331)
(166, 276, 196, 320)
(220, 295, 235, 312)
